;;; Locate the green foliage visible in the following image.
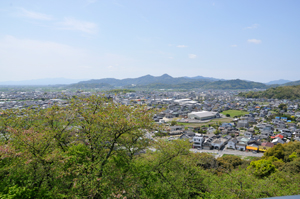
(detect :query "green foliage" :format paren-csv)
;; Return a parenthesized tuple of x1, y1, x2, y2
(248, 159, 277, 178)
(263, 142, 300, 162)
(214, 130, 221, 135)
(263, 144, 285, 160)
(217, 155, 243, 172)
(280, 157, 300, 174)
(289, 152, 298, 161)
(239, 85, 300, 100)
(221, 110, 249, 117)
(132, 79, 267, 90)
(154, 131, 168, 137)
(170, 120, 177, 126)
(1, 95, 300, 198)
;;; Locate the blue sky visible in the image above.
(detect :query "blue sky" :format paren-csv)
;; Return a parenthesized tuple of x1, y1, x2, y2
(0, 0, 300, 82)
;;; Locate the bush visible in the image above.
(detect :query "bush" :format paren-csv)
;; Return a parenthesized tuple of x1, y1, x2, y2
(248, 159, 277, 178)
(170, 120, 177, 126)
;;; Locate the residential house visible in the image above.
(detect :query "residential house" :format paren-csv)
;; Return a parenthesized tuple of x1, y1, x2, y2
(272, 137, 285, 145)
(227, 138, 237, 149)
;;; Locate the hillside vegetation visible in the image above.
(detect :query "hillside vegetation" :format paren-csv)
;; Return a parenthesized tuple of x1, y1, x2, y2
(68, 74, 268, 90)
(282, 80, 300, 86)
(239, 85, 300, 100)
(72, 74, 206, 87)
(128, 79, 267, 90)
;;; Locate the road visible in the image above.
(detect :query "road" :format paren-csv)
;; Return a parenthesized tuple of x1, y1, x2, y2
(189, 148, 264, 158)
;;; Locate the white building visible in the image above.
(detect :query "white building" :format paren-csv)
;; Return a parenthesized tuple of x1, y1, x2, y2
(193, 136, 205, 148)
(188, 111, 220, 120)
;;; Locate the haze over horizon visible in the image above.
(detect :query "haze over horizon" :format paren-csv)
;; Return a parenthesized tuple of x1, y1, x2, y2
(1, 0, 300, 82)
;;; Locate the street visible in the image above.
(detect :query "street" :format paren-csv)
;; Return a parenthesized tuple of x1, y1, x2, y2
(189, 148, 264, 158)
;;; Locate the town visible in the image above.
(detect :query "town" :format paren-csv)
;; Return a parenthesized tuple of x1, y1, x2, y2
(1, 88, 299, 159)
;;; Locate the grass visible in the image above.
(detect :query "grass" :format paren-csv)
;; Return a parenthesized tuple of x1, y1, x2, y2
(176, 122, 190, 126)
(243, 156, 260, 161)
(257, 102, 270, 105)
(222, 154, 243, 158)
(169, 117, 232, 127)
(221, 110, 249, 118)
(176, 118, 233, 128)
(221, 154, 260, 161)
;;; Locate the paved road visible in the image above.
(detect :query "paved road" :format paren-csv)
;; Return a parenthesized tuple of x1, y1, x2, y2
(190, 148, 264, 158)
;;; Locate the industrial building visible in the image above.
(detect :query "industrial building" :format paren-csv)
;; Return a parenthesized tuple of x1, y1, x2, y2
(188, 111, 220, 120)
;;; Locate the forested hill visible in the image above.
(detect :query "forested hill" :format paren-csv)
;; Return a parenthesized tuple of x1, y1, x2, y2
(127, 79, 267, 90)
(72, 74, 215, 87)
(238, 85, 300, 100)
(70, 76, 268, 90)
(282, 80, 300, 86)
(203, 79, 267, 89)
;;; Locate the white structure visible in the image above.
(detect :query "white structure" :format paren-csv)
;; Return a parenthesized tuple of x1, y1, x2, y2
(193, 136, 205, 148)
(188, 111, 220, 120)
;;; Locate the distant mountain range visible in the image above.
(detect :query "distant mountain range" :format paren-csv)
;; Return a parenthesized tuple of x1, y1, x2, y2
(74, 74, 214, 88)
(265, 79, 291, 85)
(1, 75, 300, 90)
(0, 78, 87, 85)
(183, 76, 223, 81)
(124, 79, 268, 90)
(70, 75, 269, 90)
(281, 80, 300, 86)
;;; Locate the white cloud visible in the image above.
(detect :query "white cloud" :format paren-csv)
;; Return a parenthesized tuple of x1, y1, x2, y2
(188, 54, 197, 59)
(18, 8, 53, 21)
(231, 45, 238, 47)
(245, 24, 259, 29)
(247, 39, 262, 44)
(177, 45, 187, 48)
(56, 17, 97, 34)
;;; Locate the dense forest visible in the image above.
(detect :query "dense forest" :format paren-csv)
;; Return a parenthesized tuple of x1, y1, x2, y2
(0, 95, 300, 198)
(238, 85, 300, 100)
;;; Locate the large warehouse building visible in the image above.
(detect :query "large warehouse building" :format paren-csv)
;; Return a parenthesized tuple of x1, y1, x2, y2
(188, 111, 220, 121)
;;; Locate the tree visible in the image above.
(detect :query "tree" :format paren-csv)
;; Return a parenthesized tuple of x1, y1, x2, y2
(171, 120, 177, 126)
(0, 95, 157, 198)
(217, 155, 242, 172)
(248, 159, 276, 178)
(278, 103, 287, 110)
(226, 114, 230, 117)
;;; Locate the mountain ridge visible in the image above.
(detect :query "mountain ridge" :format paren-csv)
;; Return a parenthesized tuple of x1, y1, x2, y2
(74, 74, 218, 87)
(265, 79, 291, 85)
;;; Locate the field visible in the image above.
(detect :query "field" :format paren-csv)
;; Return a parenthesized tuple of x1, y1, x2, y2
(176, 117, 233, 127)
(221, 110, 249, 118)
